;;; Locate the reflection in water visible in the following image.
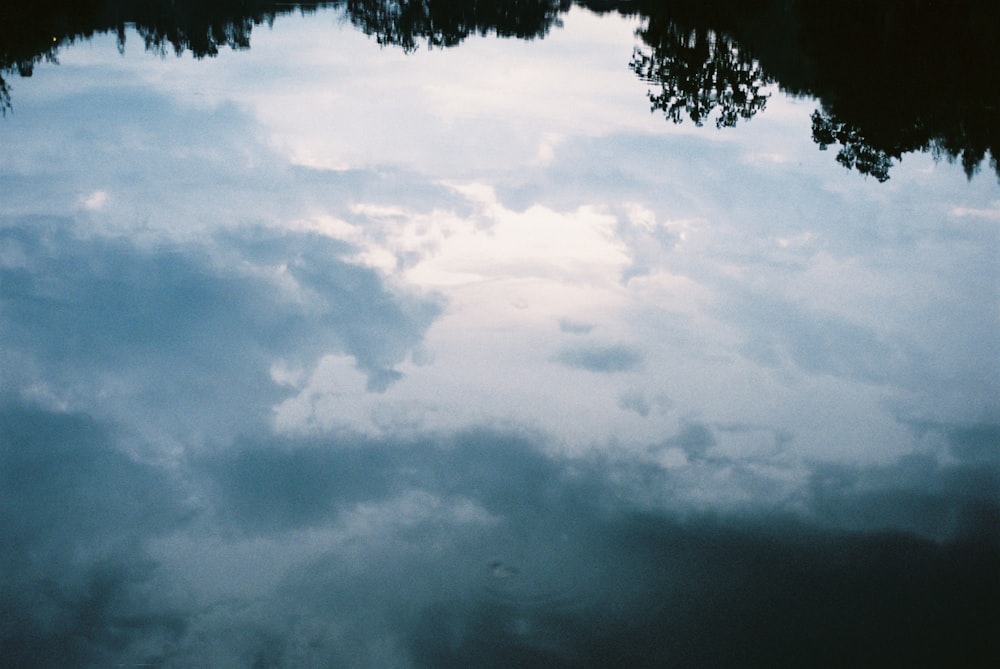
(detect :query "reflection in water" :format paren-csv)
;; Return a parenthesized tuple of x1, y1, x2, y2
(630, 22, 768, 128)
(619, 0, 1000, 180)
(2, 0, 998, 179)
(810, 109, 895, 182)
(791, 0, 1000, 182)
(344, 0, 572, 51)
(0, 1, 998, 667)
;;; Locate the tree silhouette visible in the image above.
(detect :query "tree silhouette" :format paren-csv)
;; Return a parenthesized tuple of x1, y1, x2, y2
(0, 0, 567, 113)
(620, 0, 999, 181)
(0, 0, 106, 114)
(630, 20, 769, 129)
(784, 0, 1000, 181)
(811, 110, 893, 182)
(2, 0, 997, 182)
(0, 1, 328, 113)
(342, 0, 570, 53)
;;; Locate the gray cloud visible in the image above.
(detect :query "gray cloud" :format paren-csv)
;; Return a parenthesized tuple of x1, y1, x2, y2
(0, 399, 187, 669)
(190, 427, 999, 669)
(0, 400, 182, 560)
(404, 512, 998, 669)
(806, 452, 1000, 542)
(1, 402, 997, 668)
(945, 422, 1000, 463)
(716, 288, 901, 384)
(618, 390, 673, 418)
(558, 318, 594, 335)
(663, 421, 715, 459)
(554, 344, 643, 373)
(901, 419, 1000, 465)
(0, 219, 440, 440)
(618, 389, 651, 416)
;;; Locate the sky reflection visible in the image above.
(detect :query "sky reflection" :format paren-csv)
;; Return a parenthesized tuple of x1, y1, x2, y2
(1, 4, 998, 667)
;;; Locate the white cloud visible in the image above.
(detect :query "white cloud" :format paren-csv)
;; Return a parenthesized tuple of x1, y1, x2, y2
(950, 203, 1000, 220)
(80, 189, 108, 210)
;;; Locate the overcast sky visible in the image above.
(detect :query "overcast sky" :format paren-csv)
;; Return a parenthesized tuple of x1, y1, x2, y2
(1, 5, 998, 667)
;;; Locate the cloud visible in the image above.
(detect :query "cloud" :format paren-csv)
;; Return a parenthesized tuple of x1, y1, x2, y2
(951, 204, 1000, 221)
(79, 190, 108, 210)
(806, 451, 1000, 542)
(220, 428, 998, 669)
(717, 289, 900, 383)
(617, 389, 651, 416)
(0, 399, 187, 669)
(0, 218, 441, 442)
(554, 343, 643, 372)
(558, 318, 594, 334)
(939, 421, 1000, 464)
(195, 435, 400, 534)
(0, 400, 181, 558)
(405, 511, 998, 669)
(1, 401, 997, 668)
(662, 421, 715, 459)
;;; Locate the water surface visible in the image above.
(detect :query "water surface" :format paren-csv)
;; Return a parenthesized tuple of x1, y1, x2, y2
(1, 1, 998, 667)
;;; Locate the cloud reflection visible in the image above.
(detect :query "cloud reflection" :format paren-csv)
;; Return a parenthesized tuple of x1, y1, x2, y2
(555, 343, 643, 373)
(0, 217, 440, 443)
(3, 401, 996, 667)
(0, 6, 997, 667)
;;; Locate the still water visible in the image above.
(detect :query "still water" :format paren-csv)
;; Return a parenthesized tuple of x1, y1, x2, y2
(1, 1, 998, 667)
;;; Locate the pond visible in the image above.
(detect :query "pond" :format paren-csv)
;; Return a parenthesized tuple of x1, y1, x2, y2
(1, 1, 998, 667)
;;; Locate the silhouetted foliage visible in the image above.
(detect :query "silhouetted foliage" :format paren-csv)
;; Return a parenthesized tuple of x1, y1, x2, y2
(111, 1, 333, 57)
(0, 1, 334, 114)
(620, 0, 999, 181)
(0, 0, 101, 113)
(784, 0, 1000, 181)
(344, 0, 571, 52)
(630, 22, 768, 128)
(811, 110, 894, 182)
(1, 0, 998, 181)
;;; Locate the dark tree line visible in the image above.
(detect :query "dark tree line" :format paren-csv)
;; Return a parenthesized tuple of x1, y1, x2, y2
(791, 0, 1000, 181)
(343, 0, 571, 52)
(629, 19, 769, 129)
(0, 0, 333, 112)
(2, 0, 998, 181)
(0, 0, 565, 111)
(609, 0, 999, 181)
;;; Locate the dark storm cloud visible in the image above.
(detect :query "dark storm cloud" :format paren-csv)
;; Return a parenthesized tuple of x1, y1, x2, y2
(0, 399, 187, 669)
(900, 418, 1000, 465)
(662, 421, 715, 459)
(554, 344, 643, 372)
(0, 400, 181, 560)
(406, 510, 999, 669)
(2, 408, 997, 667)
(194, 427, 585, 535)
(0, 218, 441, 436)
(806, 452, 1000, 542)
(196, 427, 998, 669)
(196, 435, 400, 533)
(945, 422, 1000, 463)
